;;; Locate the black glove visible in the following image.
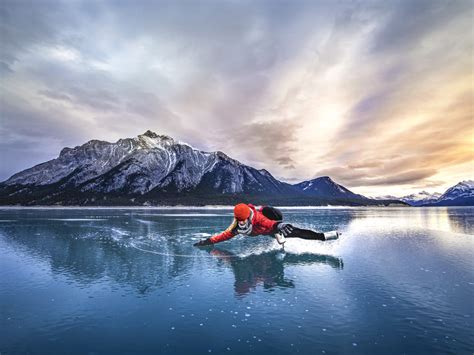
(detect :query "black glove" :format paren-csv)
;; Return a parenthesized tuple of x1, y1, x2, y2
(277, 223, 294, 237)
(193, 238, 213, 247)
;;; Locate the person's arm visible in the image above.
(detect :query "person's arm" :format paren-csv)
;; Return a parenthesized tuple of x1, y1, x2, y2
(209, 229, 237, 244)
(194, 219, 238, 246)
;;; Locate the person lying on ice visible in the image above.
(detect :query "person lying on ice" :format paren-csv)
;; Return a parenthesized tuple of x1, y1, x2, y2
(193, 203, 340, 247)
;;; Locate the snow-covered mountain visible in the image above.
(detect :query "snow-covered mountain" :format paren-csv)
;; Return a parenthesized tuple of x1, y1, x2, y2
(0, 130, 401, 206)
(293, 176, 370, 202)
(399, 191, 442, 206)
(375, 181, 474, 207)
(1, 130, 297, 204)
(6, 131, 185, 191)
(422, 181, 474, 206)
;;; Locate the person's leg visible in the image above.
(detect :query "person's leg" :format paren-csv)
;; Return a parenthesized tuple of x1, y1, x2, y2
(262, 206, 283, 221)
(284, 226, 325, 241)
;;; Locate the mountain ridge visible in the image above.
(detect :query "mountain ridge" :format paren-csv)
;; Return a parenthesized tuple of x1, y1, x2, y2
(374, 181, 473, 207)
(0, 130, 406, 206)
(421, 180, 474, 206)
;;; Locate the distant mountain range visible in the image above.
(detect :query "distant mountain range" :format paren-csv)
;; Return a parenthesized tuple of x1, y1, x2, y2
(376, 180, 474, 206)
(0, 130, 406, 207)
(377, 191, 442, 207)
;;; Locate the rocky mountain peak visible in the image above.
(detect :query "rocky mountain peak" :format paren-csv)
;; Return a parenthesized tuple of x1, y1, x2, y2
(137, 130, 176, 149)
(139, 130, 174, 141)
(142, 130, 159, 138)
(316, 176, 334, 183)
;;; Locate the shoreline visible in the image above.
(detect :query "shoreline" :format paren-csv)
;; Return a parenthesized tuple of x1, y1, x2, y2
(0, 205, 351, 210)
(1, 205, 469, 210)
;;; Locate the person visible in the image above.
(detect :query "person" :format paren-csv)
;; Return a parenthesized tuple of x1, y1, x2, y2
(193, 203, 340, 247)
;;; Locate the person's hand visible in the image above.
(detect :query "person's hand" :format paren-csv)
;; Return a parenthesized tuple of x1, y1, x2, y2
(277, 223, 294, 236)
(193, 238, 213, 247)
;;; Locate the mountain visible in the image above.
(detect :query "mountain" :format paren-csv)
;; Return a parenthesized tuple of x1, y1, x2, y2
(421, 181, 474, 206)
(375, 181, 474, 207)
(399, 191, 442, 207)
(293, 176, 373, 204)
(0, 130, 401, 206)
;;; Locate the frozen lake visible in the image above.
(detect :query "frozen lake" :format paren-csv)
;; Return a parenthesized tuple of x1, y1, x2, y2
(1, 207, 473, 354)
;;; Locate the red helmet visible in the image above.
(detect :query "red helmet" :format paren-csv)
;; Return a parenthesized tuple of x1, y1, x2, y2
(234, 203, 250, 221)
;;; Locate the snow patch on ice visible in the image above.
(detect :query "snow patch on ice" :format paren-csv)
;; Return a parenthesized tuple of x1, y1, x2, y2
(192, 232, 213, 238)
(46, 218, 107, 221)
(136, 219, 155, 225)
(110, 228, 130, 236)
(283, 238, 344, 255)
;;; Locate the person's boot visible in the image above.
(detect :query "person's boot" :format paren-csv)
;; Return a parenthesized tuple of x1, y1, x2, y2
(274, 232, 286, 245)
(323, 231, 340, 241)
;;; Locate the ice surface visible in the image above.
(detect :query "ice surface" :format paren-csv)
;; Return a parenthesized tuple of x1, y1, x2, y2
(0, 207, 472, 354)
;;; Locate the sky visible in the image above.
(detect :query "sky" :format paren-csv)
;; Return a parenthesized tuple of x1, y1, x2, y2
(0, 0, 473, 197)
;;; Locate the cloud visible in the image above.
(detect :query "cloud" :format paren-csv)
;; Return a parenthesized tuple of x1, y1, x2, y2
(370, 0, 471, 55)
(412, 180, 446, 190)
(316, 165, 438, 187)
(221, 119, 300, 170)
(0, 0, 472, 195)
(348, 160, 384, 170)
(275, 157, 296, 170)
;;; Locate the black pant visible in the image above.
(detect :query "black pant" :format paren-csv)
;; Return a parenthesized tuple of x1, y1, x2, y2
(263, 207, 325, 241)
(284, 226, 325, 241)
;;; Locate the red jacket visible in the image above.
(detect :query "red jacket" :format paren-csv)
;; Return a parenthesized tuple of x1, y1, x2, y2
(209, 204, 278, 244)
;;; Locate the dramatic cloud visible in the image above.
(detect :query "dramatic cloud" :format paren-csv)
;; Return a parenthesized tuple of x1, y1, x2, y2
(221, 119, 300, 170)
(0, 0, 472, 196)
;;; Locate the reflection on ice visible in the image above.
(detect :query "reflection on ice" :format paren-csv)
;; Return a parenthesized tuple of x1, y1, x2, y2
(209, 248, 343, 297)
(345, 207, 473, 235)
